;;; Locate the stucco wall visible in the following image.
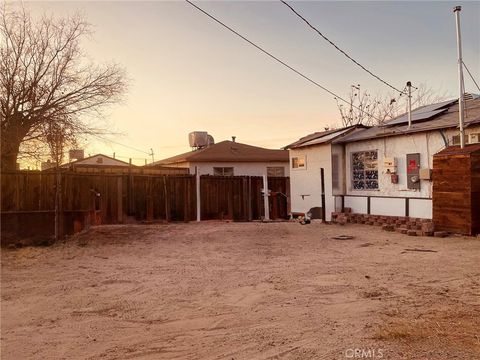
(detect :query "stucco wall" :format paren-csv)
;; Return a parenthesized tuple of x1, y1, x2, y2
(343, 126, 480, 219)
(188, 162, 290, 177)
(289, 144, 335, 221)
(344, 126, 480, 198)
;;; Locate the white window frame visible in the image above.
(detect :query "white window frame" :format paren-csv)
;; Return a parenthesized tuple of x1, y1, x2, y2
(267, 166, 285, 177)
(213, 167, 234, 176)
(291, 155, 306, 170)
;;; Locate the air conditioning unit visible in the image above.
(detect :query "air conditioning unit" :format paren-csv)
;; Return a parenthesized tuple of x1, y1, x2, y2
(469, 133, 480, 144)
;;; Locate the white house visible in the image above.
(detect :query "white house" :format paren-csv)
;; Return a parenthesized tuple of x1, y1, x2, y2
(42, 153, 133, 172)
(150, 139, 289, 177)
(287, 97, 480, 221)
(284, 125, 366, 221)
(335, 97, 480, 219)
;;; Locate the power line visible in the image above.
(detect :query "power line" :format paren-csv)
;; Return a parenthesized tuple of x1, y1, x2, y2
(280, 0, 407, 95)
(90, 134, 151, 154)
(463, 61, 480, 92)
(185, 0, 384, 123)
(89, 134, 188, 154)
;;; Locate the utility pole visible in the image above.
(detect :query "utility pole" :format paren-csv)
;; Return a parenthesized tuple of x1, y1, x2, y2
(454, 5, 466, 148)
(407, 81, 412, 129)
(149, 148, 155, 163)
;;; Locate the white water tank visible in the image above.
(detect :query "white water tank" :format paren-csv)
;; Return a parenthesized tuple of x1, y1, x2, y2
(189, 132, 214, 148)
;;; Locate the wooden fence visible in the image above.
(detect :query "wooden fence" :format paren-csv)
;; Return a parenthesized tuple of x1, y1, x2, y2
(200, 176, 289, 221)
(1, 171, 289, 242)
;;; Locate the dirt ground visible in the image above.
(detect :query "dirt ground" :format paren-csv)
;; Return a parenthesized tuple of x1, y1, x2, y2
(1, 221, 479, 359)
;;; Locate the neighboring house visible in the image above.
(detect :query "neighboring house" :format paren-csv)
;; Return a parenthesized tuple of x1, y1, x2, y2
(287, 97, 480, 221)
(284, 125, 367, 221)
(41, 154, 133, 172)
(64, 154, 132, 171)
(149, 140, 289, 177)
(42, 153, 188, 175)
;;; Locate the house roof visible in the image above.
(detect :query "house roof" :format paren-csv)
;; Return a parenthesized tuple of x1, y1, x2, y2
(62, 153, 133, 167)
(151, 140, 288, 165)
(284, 125, 368, 149)
(334, 98, 480, 144)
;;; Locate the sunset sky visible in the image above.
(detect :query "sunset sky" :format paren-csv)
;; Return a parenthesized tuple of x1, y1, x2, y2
(24, 1, 479, 166)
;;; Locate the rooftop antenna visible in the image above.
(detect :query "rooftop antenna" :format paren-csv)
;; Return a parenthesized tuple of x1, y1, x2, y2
(454, 5, 466, 148)
(407, 81, 412, 129)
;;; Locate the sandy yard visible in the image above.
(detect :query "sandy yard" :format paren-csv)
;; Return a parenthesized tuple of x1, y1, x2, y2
(1, 221, 479, 360)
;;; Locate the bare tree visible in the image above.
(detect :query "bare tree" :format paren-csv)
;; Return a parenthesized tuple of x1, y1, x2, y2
(335, 84, 450, 127)
(0, 5, 127, 171)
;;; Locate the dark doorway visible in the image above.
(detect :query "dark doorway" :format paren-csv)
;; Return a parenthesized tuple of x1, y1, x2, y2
(320, 168, 326, 222)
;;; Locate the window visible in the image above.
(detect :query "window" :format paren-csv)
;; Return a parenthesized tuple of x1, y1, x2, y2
(213, 167, 234, 176)
(452, 135, 470, 145)
(351, 151, 378, 190)
(292, 156, 306, 169)
(267, 167, 285, 177)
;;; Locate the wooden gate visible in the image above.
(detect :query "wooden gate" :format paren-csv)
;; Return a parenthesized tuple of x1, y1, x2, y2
(200, 175, 289, 221)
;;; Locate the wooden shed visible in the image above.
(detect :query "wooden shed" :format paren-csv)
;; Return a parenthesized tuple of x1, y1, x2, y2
(432, 144, 480, 235)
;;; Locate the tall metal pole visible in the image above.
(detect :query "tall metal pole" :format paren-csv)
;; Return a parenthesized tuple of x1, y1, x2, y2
(454, 5, 465, 148)
(407, 81, 412, 129)
(262, 174, 270, 221)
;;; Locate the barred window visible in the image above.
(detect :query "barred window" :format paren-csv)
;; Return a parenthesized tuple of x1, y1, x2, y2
(352, 151, 378, 190)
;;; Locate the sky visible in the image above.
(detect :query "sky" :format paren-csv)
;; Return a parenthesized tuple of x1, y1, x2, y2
(22, 1, 480, 166)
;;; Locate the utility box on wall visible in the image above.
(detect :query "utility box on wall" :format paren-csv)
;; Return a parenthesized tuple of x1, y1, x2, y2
(406, 153, 420, 190)
(383, 157, 397, 174)
(419, 168, 432, 180)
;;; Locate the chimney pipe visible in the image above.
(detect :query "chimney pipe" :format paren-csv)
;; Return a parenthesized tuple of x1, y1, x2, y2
(232, 136, 236, 142)
(454, 5, 466, 149)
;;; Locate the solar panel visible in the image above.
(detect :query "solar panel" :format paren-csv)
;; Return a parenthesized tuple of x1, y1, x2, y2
(384, 99, 457, 127)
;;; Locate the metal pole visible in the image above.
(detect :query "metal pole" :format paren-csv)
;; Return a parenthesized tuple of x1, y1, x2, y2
(263, 174, 270, 221)
(454, 5, 465, 148)
(407, 81, 412, 129)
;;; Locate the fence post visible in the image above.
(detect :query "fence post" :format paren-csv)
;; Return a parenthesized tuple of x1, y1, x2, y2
(163, 176, 170, 222)
(117, 177, 123, 223)
(263, 174, 270, 221)
(196, 167, 201, 222)
(248, 176, 252, 221)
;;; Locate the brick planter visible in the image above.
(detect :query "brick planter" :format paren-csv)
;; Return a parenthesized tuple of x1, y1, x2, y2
(331, 211, 434, 237)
